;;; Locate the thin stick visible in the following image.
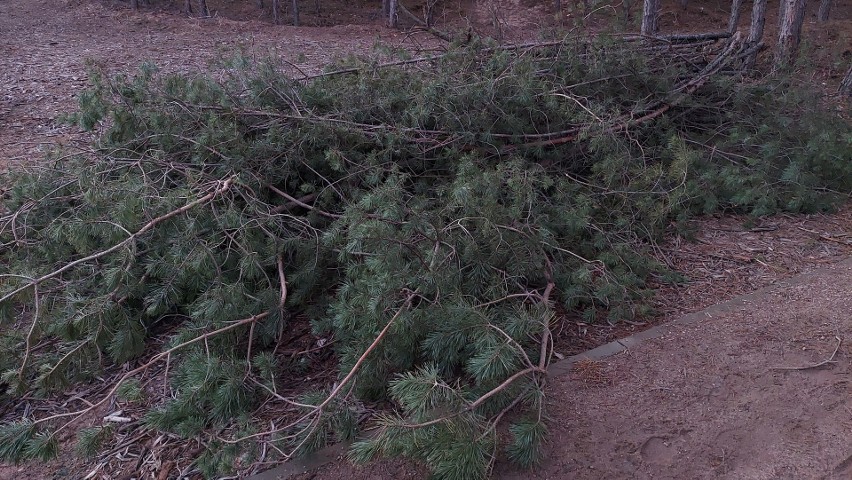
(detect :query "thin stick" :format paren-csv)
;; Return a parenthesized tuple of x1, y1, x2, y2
(772, 336, 842, 371)
(223, 292, 415, 444)
(38, 311, 268, 434)
(0, 177, 236, 307)
(267, 184, 340, 219)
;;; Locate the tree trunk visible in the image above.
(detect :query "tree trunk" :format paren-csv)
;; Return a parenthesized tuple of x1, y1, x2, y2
(291, 0, 300, 25)
(272, 0, 280, 23)
(198, 0, 209, 16)
(743, 0, 767, 68)
(641, 0, 660, 36)
(727, 0, 744, 32)
(817, 0, 832, 22)
(747, 0, 767, 44)
(840, 63, 852, 96)
(622, 0, 634, 24)
(388, 0, 398, 27)
(256, 0, 264, 9)
(131, 0, 139, 10)
(184, 0, 192, 14)
(775, 0, 807, 69)
(424, 0, 437, 27)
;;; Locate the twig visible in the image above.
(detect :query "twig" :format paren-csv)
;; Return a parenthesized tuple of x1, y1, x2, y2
(36, 311, 268, 434)
(772, 336, 842, 371)
(223, 292, 416, 445)
(0, 177, 237, 307)
(401, 365, 546, 429)
(267, 184, 340, 219)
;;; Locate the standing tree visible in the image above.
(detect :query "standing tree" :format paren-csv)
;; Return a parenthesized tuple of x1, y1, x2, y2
(728, 0, 745, 33)
(388, 0, 398, 27)
(841, 63, 852, 96)
(641, 0, 660, 35)
(817, 0, 832, 22)
(292, 0, 300, 26)
(775, 0, 807, 69)
(273, 0, 281, 23)
(744, 0, 767, 68)
(184, 0, 209, 16)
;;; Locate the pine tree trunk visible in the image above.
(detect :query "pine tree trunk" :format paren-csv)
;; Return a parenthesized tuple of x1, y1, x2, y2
(840, 63, 852, 96)
(747, 0, 767, 44)
(727, 0, 744, 32)
(184, 0, 193, 14)
(198, 0, 209, 16)
(641, 0, 660, 35)
(272, 0, 280, 23)
(388, 0, 398, 27)
(622, 0, 634, 24)
(742, 0, 766, 68)
(817, 0, 832, 22)
(291, 0, 300, 25)
(775, 0, 807, 69)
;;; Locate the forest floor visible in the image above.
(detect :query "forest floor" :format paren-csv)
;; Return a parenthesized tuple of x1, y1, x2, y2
(1, 0, 851, 478)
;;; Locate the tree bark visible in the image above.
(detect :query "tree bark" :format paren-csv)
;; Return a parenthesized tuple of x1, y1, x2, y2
(775, 0, 807, 69)
(747, 0, 767, 44)
(291, 0, 300, 25)
(743, 0, 767, 68)
(184, 0, 192, 14)
(641, 0, 660, 36)
(840, 63, 852, 96)
(131, 0, 139, 10)
(727, 0, 745, 32)
(272, 0, 280, 23)
(817, 0, 832, 22)
(198, 0, 209, 16)
(388, 0, 398, 27)
(622, 0, 634, 24)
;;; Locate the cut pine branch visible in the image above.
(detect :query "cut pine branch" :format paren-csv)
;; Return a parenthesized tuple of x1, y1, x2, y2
(0, 176, 237, 307)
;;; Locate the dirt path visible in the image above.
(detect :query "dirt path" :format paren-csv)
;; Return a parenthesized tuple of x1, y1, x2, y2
(507, 257, 852, 480)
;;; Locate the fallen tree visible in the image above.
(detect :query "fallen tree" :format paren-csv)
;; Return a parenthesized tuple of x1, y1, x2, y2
(0, 34, 850, 478)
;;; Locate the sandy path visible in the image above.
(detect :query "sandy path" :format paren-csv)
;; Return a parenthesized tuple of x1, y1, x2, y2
(501, 258, 852, 479)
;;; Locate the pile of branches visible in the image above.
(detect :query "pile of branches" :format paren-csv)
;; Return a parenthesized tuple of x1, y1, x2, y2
(0, 34, 850, 478)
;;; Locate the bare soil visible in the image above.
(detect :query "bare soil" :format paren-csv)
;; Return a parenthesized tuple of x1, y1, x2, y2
(503, 257, 852, 480)
(1, 0, 851, 478)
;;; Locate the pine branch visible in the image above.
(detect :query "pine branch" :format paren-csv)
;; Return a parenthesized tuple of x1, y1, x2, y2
(0, 176, 237, 307)
(223, 291, 415, 447)
(35, 311, 269, 435)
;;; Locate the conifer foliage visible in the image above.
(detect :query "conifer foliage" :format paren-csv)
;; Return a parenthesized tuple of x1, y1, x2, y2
(0, 37, 850, 478)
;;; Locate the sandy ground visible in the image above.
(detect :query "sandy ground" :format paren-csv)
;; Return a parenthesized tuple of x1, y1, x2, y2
(506, 257, 852, 479)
